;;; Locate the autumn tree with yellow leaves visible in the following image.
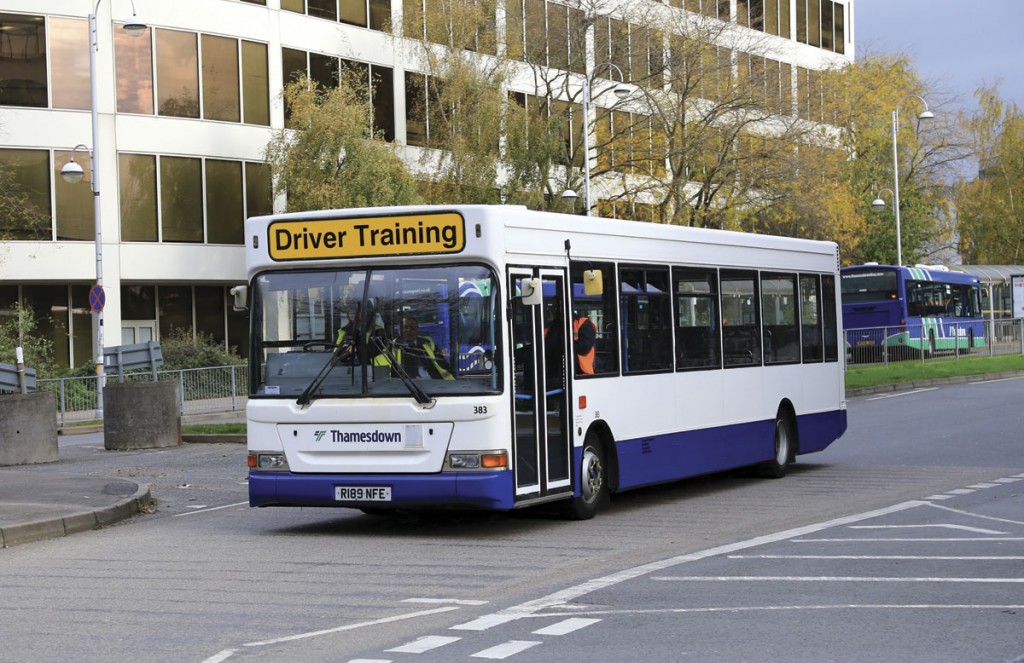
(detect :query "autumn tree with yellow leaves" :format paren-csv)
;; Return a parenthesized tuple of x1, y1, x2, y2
(956, 84, 1024, 264)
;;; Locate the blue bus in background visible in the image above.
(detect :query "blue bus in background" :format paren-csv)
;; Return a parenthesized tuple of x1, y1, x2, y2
(841, 264, 985, 361)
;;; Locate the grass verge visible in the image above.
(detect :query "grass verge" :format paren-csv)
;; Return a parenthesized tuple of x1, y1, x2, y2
(845, 354, 1024, 390)
(181, 423, 247, 435)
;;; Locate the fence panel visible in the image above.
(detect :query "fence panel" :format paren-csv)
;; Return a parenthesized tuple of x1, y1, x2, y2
(845, 320, 1024, 366)
(39, 365, 248, 425)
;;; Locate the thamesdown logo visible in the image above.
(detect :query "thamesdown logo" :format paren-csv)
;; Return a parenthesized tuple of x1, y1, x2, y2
(314, 429, 404, 444)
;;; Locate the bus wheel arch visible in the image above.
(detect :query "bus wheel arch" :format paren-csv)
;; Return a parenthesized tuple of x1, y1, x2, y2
(757, 401, 798, 479)
(561, 422, 615, 520)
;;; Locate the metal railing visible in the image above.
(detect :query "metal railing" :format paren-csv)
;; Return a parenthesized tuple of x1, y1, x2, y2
(38, 365, 249, 426)
(845, 319, 1024, 366)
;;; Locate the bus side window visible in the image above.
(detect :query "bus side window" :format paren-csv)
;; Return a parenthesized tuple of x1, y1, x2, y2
(570, 261, 618, 376)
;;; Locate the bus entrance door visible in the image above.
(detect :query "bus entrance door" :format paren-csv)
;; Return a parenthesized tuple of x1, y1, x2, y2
(509, 268, 572, 503)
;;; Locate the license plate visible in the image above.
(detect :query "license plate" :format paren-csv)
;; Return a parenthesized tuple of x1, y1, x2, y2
(856, 340, 875, 346)
(335, 486, 391, 502)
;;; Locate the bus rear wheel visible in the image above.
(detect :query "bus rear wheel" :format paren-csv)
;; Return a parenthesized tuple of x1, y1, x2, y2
(757, 413, 793, 479)
(561, 435, 609, 520)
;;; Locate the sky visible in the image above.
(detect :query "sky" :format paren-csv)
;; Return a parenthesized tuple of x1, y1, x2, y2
(854, 0, 1024, 114)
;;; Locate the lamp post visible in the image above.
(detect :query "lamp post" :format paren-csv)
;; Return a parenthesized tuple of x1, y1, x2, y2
(561, 62, 630, 216)
(60, 1, 146, 412)
(884, 95, 934, 266)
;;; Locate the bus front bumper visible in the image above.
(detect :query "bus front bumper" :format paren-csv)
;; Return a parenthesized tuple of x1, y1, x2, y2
(248, 470, 515, 510)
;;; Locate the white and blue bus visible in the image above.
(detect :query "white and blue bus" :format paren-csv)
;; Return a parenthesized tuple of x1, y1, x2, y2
(239, 205, 847, 519)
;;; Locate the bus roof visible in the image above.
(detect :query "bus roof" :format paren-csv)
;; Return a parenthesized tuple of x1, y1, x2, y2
(842, 264, 981, 286)
(245, 205, 840, 276)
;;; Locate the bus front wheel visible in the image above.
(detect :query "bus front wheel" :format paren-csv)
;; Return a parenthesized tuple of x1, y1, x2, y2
(757, 413, 793, 479)
(561, 435, 609, 520)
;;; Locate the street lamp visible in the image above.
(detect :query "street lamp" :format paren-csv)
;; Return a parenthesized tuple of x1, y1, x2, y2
(60, 0, 147, 412)
(885, 95, 934, 266)
(573, 62, 631, 216)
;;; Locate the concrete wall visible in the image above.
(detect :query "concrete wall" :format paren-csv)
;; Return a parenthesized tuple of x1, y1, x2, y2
(0, 392, 59, 466)
(103, 381, 181, 451)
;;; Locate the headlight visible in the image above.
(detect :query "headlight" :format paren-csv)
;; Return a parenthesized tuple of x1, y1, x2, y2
(447, 451, 507, 471)
(248, 452, 289, 471)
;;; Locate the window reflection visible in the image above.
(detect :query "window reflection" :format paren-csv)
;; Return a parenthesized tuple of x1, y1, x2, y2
(0, 13, 47, 108)
(0, 148, 51, 240)
(160, 156, 203, 242)
(201, 34, 240, 122)
(50, 17, 89, 110)
(156, 28, 199, 117)
(119, 153, 158, 241)
(115, 24, 154, 114)
(54, 150, 94, 240)
(206, 159, 244, 245)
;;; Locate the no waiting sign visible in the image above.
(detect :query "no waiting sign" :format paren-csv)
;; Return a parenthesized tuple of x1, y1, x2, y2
(88, 284, 105, 312)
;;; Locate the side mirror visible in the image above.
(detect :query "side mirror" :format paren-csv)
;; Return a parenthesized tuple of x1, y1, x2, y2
(520, 278, 543, 306)
(230, 285, 248, 311)
(582, 269, 603, 296)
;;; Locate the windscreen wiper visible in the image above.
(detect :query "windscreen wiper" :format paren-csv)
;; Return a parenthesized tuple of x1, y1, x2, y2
(371, 336, 435, 407)
(296, 341, 349, 406)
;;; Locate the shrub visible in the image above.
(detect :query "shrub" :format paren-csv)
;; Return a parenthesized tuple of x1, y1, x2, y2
(159, 328, 245, 370)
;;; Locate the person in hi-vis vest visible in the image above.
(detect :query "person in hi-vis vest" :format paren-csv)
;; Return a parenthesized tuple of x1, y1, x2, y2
(334, 301, 385, 364)
(388, 317, 454, 380)
(572, 310, 597, 375)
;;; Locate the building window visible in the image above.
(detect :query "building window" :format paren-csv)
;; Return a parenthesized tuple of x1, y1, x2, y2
(118, 153, 158, 241)
(54, 150, 94, 240)
(160, 156, 204, 242)
(242, 41, 270, 125)
(0, 13, 47, 108)
(284, 0, 389, 31)
(156, 28, 200, 118)
(50, 17, 90, 110)
(115, 23, 154, 114)
(201, 34, 240, 122)
(117, 27, 268, 124)
(119, 153, 269, 245)
(0, 148, 51, 241)
(206, 160, 244, 245)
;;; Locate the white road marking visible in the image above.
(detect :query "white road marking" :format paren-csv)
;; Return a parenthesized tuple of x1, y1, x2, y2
(652, 575, 1024, 584)
(404, 598, 488, 606)
(970, 376, 1024, 385)
(452, 613, 523, 631)
(173, 501, 249, 517)
(925, 501, 1024, 526)
(470, 641, 542, 659)
(848, 524, 1005, 534)
(794, 537, 1024, 542)
(925, 495, 954, 500)
(241, 607, 459, 648)
(348, 660, 391, 663)
(867, 388, 938, 400)
(386, 636, 461, 653)
(204, 650, 238, 663)
(531, 604, 1024, 617)
(729, 555, 1024, 561)
(947, 489, 977, 495)
(531, 617, 601, 635)
(994, 477, 1023, 483)
(968, 483, 1001, 489)
(450, 501, 927, 630)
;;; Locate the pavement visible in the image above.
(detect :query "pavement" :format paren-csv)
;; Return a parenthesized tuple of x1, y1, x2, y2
(0, 413, 244, 549)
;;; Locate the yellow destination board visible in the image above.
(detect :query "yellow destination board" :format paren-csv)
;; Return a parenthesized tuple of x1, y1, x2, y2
(268, 212, 465, 261)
